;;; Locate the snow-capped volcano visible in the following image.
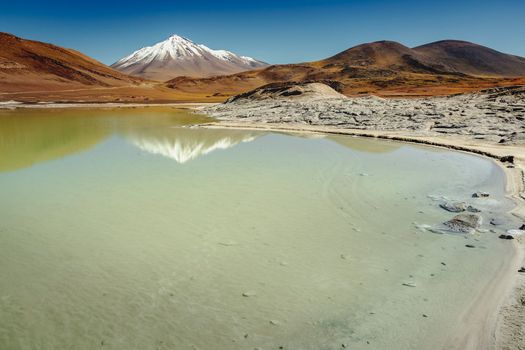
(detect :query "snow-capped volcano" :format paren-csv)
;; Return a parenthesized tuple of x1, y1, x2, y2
(111, 34, 268, 81)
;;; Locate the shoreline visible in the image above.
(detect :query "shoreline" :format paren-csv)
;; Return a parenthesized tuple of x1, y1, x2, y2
(0, 101, 217, 110)
(198, 121, 524, 217)
(197, 120, 525, 349)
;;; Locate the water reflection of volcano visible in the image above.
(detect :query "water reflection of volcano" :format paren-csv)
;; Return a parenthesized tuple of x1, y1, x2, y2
(128, 128, 262, 164)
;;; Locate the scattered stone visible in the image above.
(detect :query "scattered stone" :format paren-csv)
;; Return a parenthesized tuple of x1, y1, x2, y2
(242, 291, 257, 297)
(498, 234, 514, 240)
(441, 262, 447, 266)
(422, 314, 428, 318)
(506, 229, 524, 237)
(402, 282, 416, 287)
(520, 224, 525, 230)
(518, 267, 525, 273)
(466, 206, 481, 213)
(500, 155, 514, 163)
(439, 202, 467, 212)
(465, 244, 475, 248)
(472, 191, 490, 198)
(218, 241, 238, 246)
(444, 214, 482, 233)
(269, 320, 280, 326)
(490, 218, 506, 226)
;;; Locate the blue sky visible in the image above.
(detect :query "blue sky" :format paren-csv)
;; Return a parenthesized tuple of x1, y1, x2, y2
(1, 0, 524, 65)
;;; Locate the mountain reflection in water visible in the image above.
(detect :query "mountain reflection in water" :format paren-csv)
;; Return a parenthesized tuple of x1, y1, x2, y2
(127, 128, 260, 164)
(0, 108, 213, 171)
(0, 107, 403, 173)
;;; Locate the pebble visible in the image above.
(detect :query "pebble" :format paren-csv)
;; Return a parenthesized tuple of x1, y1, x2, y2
(507, 229, 524, 237)
(402, 282, 416, 287)
(444, 214, 482, 233)
(518, 267, 525, 273)
(242, 291, 257, 297)
(439, 202, 467, 212)
(472, 191, 490, 198)
(465, 244, 475, 248)
(218, 241, 238, 246)
(467, 206, 481, 213)
(490, 218, 506, 226)
(499, 234, 514, 240)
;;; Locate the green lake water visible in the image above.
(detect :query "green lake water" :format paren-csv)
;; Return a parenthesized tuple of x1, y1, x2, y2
(0, 108, 516, 350)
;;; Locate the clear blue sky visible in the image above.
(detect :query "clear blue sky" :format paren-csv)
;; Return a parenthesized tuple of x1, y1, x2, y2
(1, 0, 524, 65)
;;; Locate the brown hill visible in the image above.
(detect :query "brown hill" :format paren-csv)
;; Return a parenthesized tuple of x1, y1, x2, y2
(166, 40, 525, 98)
(0, 32, 144, 93)
(413, 40, 525, 77)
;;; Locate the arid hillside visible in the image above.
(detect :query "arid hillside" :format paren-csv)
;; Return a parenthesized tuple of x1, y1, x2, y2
(166, 40, 525, 98)
(1, 35, 525, 103)
(0, 32, 145, 92)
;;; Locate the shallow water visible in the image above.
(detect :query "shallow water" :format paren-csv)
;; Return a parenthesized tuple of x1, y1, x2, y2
(0, 108, 517, 350)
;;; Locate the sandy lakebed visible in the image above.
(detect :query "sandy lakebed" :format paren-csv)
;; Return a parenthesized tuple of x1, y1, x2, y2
(199, 83, 525, 349)
(1, 86, 524, 349)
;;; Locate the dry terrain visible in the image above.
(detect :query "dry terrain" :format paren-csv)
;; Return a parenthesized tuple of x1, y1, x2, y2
(0, 32, 222, 103)
(2, 34, 525, 103)
(167, 40, 525, 98)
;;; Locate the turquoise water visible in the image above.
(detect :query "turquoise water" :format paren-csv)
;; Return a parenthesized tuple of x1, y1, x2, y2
(0, 108, 515, 349)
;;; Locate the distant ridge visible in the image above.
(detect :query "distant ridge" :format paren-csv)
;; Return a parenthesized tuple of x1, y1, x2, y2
(1, 33, 525, 102)
(166, 39, 525, 97)
(111, 34, 269, 81)
(413, 40, 525, 77)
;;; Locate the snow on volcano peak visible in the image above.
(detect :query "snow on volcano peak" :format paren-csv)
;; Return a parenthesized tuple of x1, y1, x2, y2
(111, 34, 268, 81)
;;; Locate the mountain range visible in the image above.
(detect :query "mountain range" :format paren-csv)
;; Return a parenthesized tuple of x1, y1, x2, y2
(167, 40, 525, 97)
(111, 35, 268, 81)
(1, 32, 525, 102)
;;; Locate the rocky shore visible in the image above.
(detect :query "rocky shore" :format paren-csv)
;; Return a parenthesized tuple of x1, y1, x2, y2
(205, 83, 525, 145)
(201, 82, 525, 349)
